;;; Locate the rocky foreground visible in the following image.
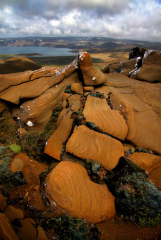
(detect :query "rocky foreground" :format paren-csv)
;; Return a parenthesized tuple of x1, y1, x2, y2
(0, 48, 161, 239)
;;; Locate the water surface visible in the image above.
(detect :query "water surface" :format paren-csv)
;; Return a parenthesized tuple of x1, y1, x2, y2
(0, 46, 75, 57)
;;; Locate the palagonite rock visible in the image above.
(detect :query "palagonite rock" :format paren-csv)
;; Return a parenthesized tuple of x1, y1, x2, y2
(0, 75, 60, 104)
(110, 91, 161, 154)
(56, 108, 70, 126)
(68, 94, 81, 107)
(71, 100, 81, 111)
(0, 71, 32, 92)
(0, 213, 19, 240)
(66, 125, 124, 170)
(13, 72, 78, 130)
(131, 65, 161, 82)
(86, 110, 128, 140)
(79, 52, 106, 86)
(83, 96, 110, 118)
(129, 152, 161, 173)
(44, 111, 74, 160)
(131, 50, 161, 82)
(84, 86, 94, 92)
(129, 152, 161, 189)
(71, 82, 83, 94)
(45, 161, 116, 223)
(4, 205, 24, 222)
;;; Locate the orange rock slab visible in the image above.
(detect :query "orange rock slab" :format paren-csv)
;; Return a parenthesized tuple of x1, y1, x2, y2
(129, 152, 161, 173)
(66, 125, 124, 170)
(45, 161, 116, 223)
(86, 110, 128, 140)
(79, 52, 106, 86)
(129, 152, 161, 189)
(13, 72, 78, 130)
(71, 82, 83, 94)
(110, 91, 161, 154)
(131, 51, 161, 82)
(44, 111, 74, 160)
(83, 96, 110, 118)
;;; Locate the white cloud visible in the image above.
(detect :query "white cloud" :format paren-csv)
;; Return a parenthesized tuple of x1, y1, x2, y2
(0, 0, 161, 41)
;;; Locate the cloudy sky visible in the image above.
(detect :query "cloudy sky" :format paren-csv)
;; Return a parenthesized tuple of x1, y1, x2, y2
(0, 0, 161, 42)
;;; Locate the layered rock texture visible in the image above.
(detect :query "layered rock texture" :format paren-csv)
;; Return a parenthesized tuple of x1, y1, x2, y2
(0, 48, 161, 238)
(45, 161, 116, 223)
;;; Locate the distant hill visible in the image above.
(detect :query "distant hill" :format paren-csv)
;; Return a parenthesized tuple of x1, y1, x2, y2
(0, 57, 42, 74)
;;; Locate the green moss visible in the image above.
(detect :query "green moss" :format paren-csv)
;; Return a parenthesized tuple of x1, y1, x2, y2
(42, 214, 101, 240)
(104, 157, 161, 227)
(9, 144, 21, 153)
(0, 111, 20, 145)
(130, 147, 135, 154)
(0, 171, 27, 186)
(65, 83, 74, 94)
(87, 92, 104, 99)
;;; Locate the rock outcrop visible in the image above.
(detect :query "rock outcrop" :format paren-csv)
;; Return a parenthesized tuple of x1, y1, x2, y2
(0, 49, 161, 238)
(79, 52, 106, 85)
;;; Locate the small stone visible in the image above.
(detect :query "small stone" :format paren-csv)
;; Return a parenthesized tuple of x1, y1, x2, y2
(84, 86, 94, 92)
(10, 158, 24, 172)
(18, 128, 28, 139)
(17, 219, 37, 240)
(4, 205, 24, 222)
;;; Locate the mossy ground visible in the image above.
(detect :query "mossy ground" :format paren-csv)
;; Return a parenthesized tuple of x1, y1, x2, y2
(42, 214, 101, 240)
(104, 157, 161, 227)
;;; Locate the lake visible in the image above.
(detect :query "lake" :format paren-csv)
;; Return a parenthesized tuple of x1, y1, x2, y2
(0, 46, 76, 57)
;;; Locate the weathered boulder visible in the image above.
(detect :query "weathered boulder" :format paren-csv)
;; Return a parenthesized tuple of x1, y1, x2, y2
(71, 82, 83, 94)
(79, 52, 106, 86)
(45, 161, 116, 223)
(66, 125, 124, 171)
(131, 50, 161, 82)
(86, 110, 128, 140)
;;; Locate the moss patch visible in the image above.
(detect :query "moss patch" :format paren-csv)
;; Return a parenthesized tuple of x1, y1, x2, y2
(9, 144, 21, 153)
(104, 157, 161, 227)
(42, 214, 101, 240)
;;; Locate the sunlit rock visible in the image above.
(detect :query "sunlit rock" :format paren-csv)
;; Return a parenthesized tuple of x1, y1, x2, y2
(44, 111, 74, 160)
(66, 125, 124, 171)
(86, 110, 128, 140)
(83, 96, 110, 118)
(79, 52, 106, 86)
(45, 161, 116, 223)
